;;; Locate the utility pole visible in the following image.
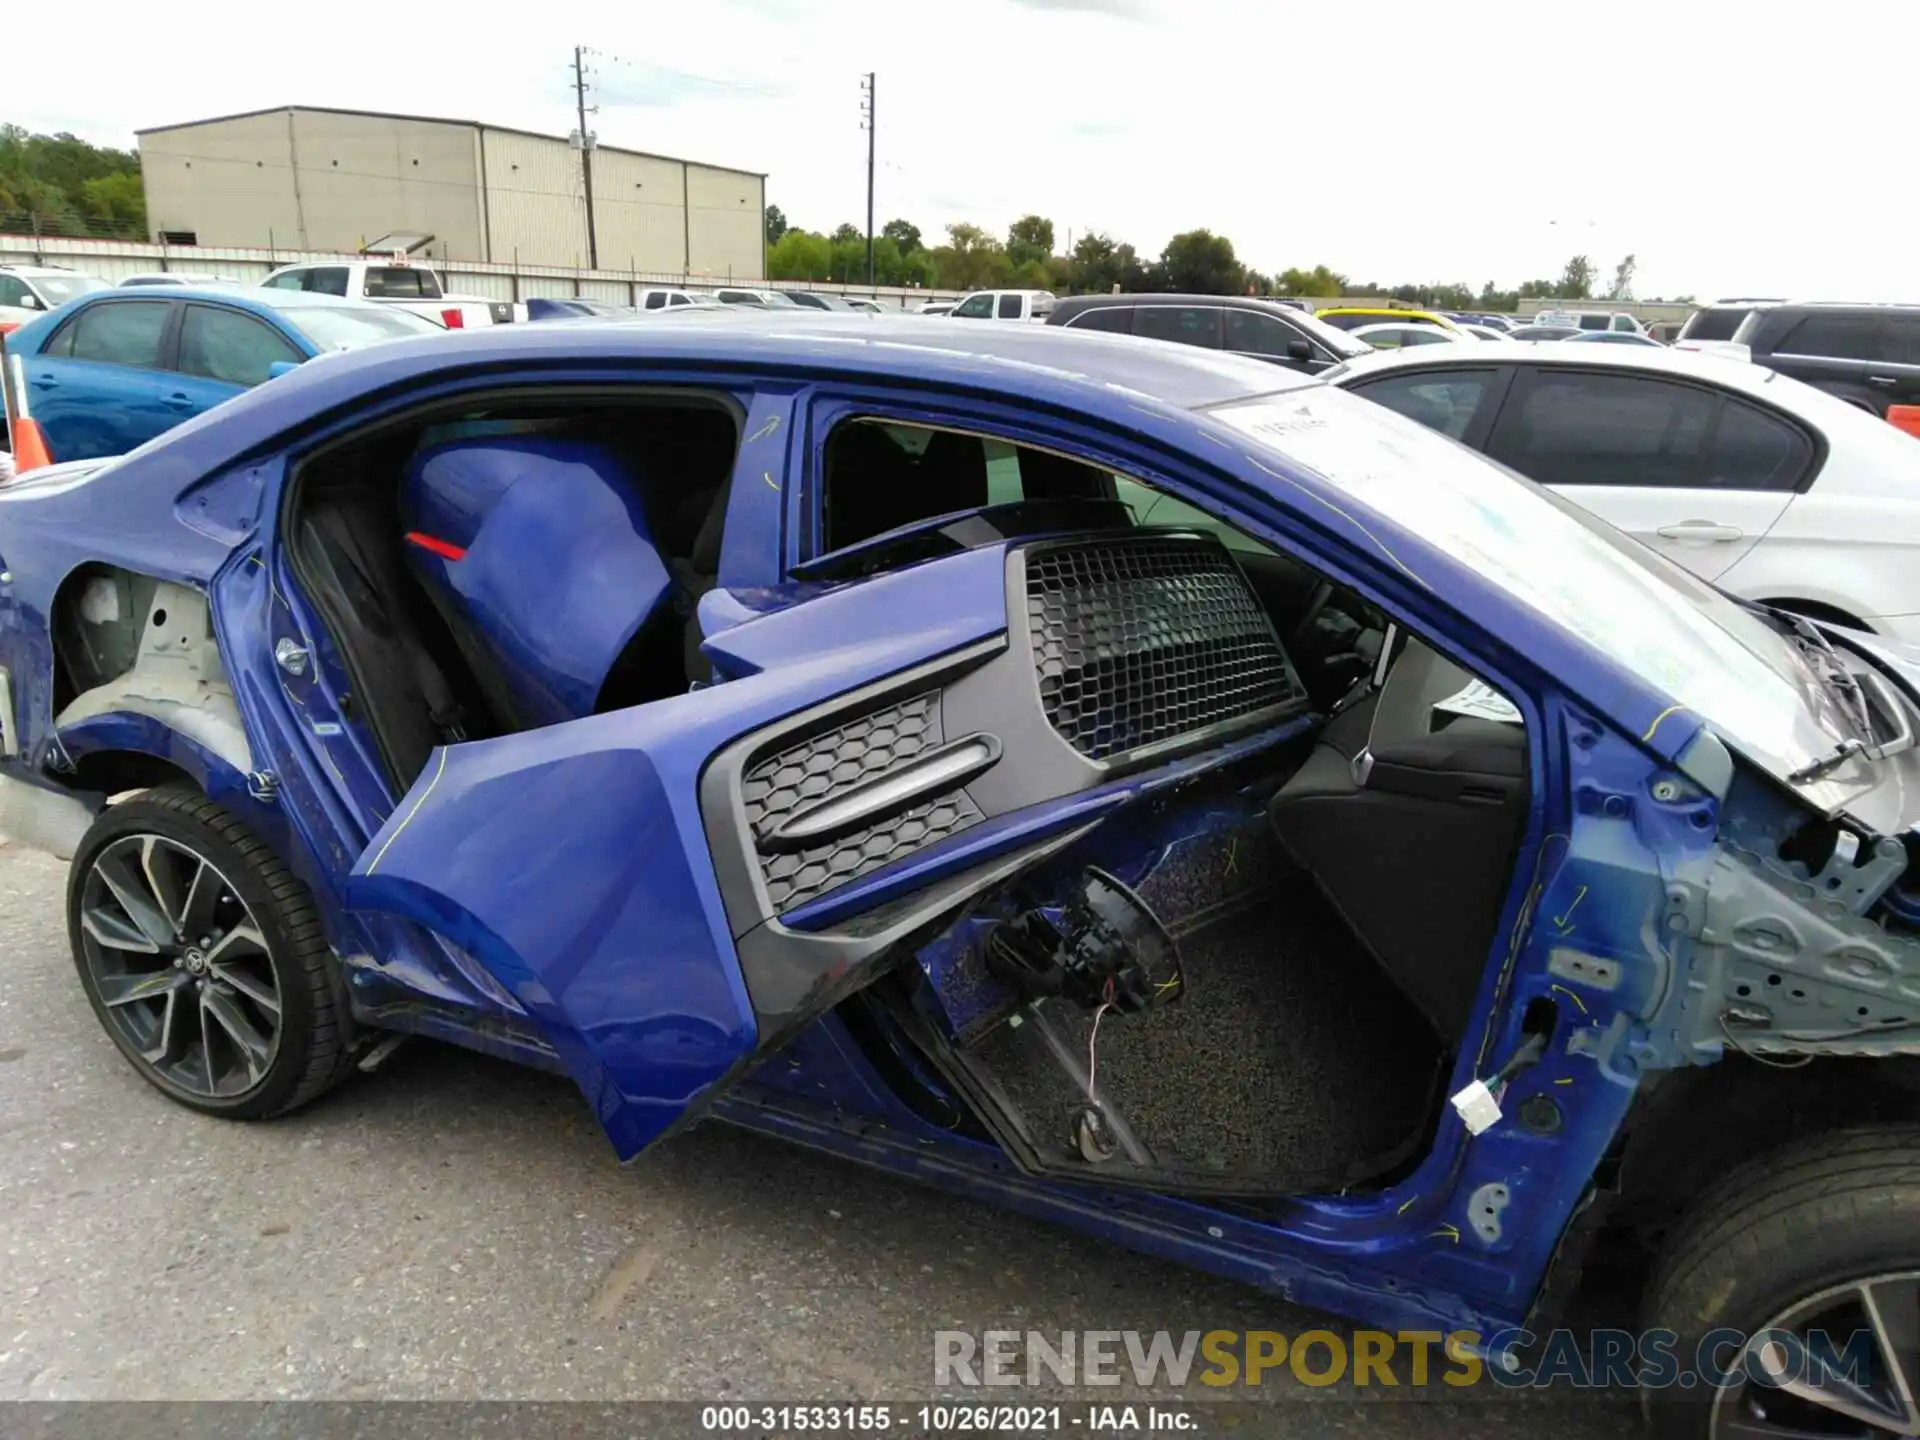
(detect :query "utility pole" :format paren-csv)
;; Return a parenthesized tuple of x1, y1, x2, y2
(573, 45, 599, 270)
(860, 73, 875, 288)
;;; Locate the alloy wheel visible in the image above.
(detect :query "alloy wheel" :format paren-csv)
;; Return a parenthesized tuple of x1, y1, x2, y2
(1712, 1272, 1920, 1438)
(76, 833, 283, 1098)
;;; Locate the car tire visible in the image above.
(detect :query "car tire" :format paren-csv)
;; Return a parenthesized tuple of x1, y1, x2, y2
(67, 784, 353, 1119)
(1640, 1125, 1920, 1439)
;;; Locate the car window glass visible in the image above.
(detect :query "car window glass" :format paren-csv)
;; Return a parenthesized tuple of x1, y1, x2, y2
(178, 305, 302, 387)
(643, 292, 666, 309)
(1493, 371, 1720, 488)
(364, 267, 436, 299)
(263, 270, 307, 292)
(1681, 308, 1745, 342)
(996, 294, 1023, 319)
(1355, 371, 1494, 441)
(1882, 312, 1920, 365)
(41, 317, 76, 357)
(67, 301, 171, 368)
(1781, 312, 1883, 361)
(1403, 327, 1455, 346)
(1709, 398, 1808, 491)
(1223, 308, 1304, 357)
(1612, 316, 1635, 332)
(1112, 475, 1273, 556)
(1066, 306, 1133, 334)
(305, 267, 350, 298)
(1577, 315, 1608, 330)
(0, 275, 28, 306)
(953, 294, 994, 318)
(820, 418, 1117, 551)
(1134, 306, 1221, 348)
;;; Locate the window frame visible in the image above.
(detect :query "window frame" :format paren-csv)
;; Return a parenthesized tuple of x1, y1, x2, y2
(1481, 364, 1824, 495)
(177, 302, 305, 388)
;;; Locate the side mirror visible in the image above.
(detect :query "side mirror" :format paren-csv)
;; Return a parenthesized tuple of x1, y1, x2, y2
(19, 294, 42, 311)
(1286, 339, 1313, 361)
(266, 360, 301, 380)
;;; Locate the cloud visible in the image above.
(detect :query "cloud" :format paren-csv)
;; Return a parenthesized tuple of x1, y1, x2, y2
(1003, 0, 1151, 16)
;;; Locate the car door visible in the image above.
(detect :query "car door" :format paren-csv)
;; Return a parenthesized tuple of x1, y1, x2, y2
(1133, 304, 1224, 351)
(1759, 311, 1882, 411)
(25, 298, 181, 461)
(1223, 307, 1327, 372)
(1345, 365, 1513, 448)
(1481, 366, 1807, 579)
(173, 302, 306, 412)
(1870, 311, 1920, 413)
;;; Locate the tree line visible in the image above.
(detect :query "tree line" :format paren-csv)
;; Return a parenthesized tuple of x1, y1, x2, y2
(767, 206, 1678, 308)
(0, 126, 147, 238)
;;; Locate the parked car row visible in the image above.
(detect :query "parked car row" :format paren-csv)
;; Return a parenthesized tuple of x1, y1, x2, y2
(4, 310, 1920, 1440)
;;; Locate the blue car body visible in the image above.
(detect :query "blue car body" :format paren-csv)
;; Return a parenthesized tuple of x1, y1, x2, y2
(3, 287, 436, 462)
(3, 313, 1917, 1356)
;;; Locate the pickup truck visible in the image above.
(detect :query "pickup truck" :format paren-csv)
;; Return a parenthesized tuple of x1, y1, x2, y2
(259, 261, 521, 328)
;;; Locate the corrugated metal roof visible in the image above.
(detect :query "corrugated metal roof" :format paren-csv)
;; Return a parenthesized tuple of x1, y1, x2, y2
(136, 104, 766, 180)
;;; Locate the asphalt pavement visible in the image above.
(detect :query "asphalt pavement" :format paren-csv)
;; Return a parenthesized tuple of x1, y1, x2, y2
(0, 837, 1644, 1436)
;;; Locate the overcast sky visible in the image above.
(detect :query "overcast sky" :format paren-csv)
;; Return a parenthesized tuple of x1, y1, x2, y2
(12, 0, 1916, 299)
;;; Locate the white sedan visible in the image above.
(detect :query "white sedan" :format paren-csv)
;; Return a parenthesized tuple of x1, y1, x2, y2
(1328, 341, 1920, 644)
(1347, 321, 1474, 350)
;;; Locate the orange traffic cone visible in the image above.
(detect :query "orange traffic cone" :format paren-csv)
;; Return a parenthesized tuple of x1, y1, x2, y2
(7, 415, 53, 473)
(2, 341, 55, 473)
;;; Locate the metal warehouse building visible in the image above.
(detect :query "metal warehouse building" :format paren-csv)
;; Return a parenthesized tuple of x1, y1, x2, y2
(137, 106, 766, 278)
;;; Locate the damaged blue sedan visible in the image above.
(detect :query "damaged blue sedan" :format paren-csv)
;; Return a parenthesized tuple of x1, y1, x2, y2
(3, 315, 1918, 1437)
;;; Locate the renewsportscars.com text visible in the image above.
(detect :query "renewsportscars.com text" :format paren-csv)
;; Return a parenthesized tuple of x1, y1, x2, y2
(934, 1327, 1882, 1392)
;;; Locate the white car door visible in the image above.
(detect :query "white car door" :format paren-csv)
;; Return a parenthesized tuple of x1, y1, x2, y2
(1483, 366, 1802, 580)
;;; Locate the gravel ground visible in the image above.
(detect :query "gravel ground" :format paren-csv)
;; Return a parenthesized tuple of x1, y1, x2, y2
(0, 838, 1644, 1437)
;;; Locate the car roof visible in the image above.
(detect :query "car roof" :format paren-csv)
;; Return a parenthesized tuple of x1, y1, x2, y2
(97, 311, 1314, 481)
(1329, 337, 1805, 394)
(1053, 292, 1306, 314)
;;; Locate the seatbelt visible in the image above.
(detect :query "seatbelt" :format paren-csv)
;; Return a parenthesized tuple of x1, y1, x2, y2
(308, 509, 469, 743)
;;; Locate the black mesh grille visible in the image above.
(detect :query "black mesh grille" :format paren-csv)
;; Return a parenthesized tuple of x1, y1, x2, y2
(1025, 536, 1298, 762)
(742, 692, 984, 913)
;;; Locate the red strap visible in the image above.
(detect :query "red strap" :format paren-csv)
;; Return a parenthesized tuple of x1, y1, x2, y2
(404, 531, 467, 561)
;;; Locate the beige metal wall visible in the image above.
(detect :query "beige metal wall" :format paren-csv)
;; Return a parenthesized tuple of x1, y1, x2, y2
(479, 129, 590, 270)
(684, 164, 765, 285)
(287, 111, 485, 260)
(140, 111, 304, 250)
(137, 108, 763, 276)
(591, 149, 691, 274)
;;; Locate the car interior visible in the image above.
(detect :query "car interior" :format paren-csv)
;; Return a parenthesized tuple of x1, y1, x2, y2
(285, 394, 1534, 1201)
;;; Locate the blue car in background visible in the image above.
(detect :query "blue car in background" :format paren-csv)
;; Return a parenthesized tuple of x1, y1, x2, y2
(3, 314, 1919, 1436)
(2, 288, 441, 462)
(523, 296, 636, 320)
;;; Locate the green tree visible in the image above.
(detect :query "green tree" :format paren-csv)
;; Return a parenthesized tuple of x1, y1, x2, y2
(1069, 232, 1123, 293)
(1006, 214, 1055, 268)
(1157, 230, 1242, 294)
(766, 228, 834, 281)
(1557, 254, 1596, 300)
(0, 124, 145, 237)
(1276, 264, 1345, 298)
(926, 222, 1010, 291)
(1607, 253, 1637, 301)
(764, 204, 789, 245)
(830, 222, 863, 246)
(882, 218, 922, 254)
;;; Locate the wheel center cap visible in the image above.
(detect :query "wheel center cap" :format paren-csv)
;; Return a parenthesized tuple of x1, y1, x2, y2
(182, 947, 208, 975)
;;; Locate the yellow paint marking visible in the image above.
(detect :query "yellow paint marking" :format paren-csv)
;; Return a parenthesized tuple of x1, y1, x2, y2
(1641, 705, 1689, 744)
(1549, 983, 1589, 1015)
(364, 746, 448, 876)
(1553, 885, 1587, 929)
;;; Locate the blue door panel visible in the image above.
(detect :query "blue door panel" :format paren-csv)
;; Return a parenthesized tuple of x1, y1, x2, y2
(344, 566, 1012, 1160)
